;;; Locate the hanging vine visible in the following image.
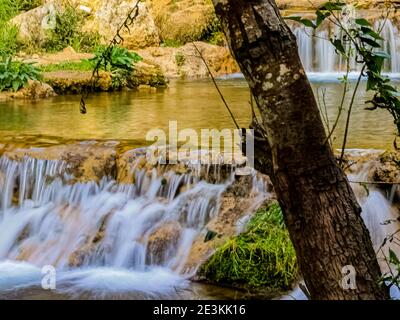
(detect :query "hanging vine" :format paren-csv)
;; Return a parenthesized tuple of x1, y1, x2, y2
(79, 0, 141, 114)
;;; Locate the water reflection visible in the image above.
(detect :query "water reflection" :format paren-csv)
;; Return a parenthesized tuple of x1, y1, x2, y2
(0, 79, 396, 149)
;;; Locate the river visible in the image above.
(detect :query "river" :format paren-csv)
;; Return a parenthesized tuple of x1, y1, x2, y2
(0, 77, 397, 150)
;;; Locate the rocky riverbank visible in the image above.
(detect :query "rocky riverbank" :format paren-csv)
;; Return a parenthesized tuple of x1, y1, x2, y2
(1, 140, 399, 296)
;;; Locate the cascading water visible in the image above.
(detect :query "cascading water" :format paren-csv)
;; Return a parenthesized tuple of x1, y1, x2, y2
(0, 151, 270, 298)
(289, 19, 400, 74)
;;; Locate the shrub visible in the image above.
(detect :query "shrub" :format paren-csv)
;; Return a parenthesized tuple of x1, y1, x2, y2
(0, 23, 19, 57)
(91, 46, 143, 71)
(43, 4, 100, 52)
(16, 0, 42, 11)
(0, 57, 41, 92)
(90, 45, 143, 90)
(0, 0, 19, 57)
(175, 52, 185, 67)
(200, 202, 298, 292)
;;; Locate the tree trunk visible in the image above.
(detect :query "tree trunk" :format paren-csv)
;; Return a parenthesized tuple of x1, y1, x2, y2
(213, 0, 389, 300)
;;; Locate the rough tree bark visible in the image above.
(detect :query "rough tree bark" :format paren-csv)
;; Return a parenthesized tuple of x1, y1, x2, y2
(213, 0, 389, 299)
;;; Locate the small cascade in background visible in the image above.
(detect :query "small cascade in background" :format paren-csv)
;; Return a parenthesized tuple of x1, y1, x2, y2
(289, 19, 400, 73)
(345, 150, 400, 284)
(0, 150, 270, 298)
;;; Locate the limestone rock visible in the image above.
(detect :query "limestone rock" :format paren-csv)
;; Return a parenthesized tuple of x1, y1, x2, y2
(11, 1, 60, 45)
(3, 142, 118, 182)
(91, 1, 160, 49)
(148, 0, 216, 43)
(43, 70, 112, 94)
(146, 221, 182, 265)
(137, 42, 239, 79)
(5, 80, 57, 100)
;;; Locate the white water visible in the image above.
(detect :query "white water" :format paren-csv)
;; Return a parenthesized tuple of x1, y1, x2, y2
(290, 19, 400, 74)
(0, 153, 269, 298)
(0, 149, 399, 299)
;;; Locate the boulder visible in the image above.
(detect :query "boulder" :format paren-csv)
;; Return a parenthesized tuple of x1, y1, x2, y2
(146, 221, 182, 266)
(91, 1, 160, 49)
(11, 1, 60, 45)
(3, 142, 118, 182)
(0, 80, 57, 100)
(137, 41, 239, 79)
(148, 0, 216, 43)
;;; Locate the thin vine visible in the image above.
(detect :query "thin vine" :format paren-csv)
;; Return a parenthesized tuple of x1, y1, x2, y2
(79, 0, 141, 114)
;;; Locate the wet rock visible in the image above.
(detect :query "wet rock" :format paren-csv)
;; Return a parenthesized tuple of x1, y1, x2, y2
(68, 215, 109, 268)
(43, 71, 112, 94)
(3, 142, 118, 182)
(128, 61, 167, 88)
(42, 61, 166, 94)
(373, 151, 400, 202)
(374, 151, 400, 183)
(146, 221, 182, 265)
(0, 80, 57, 101)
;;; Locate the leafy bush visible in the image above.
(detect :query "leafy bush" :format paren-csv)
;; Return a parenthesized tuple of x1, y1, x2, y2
(0, 57, 41, 92)
(91, 46, 143, 71)
(0, 23, 19, 57)
(43, 4, 100, 52)
(200, 202, 298, 291)
(90, 45, 143, 89)
(16, 0, 42, 11)
(0, 0, 18, 21)
(0, 0, 19, 57)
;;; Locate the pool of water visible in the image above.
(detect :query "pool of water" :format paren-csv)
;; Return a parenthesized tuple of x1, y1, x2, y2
(0, 78, 397, 149)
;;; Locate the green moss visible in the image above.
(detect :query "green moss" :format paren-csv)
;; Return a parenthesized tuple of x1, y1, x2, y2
(200, 202, 298, 291)
(38, 60, 94, 72)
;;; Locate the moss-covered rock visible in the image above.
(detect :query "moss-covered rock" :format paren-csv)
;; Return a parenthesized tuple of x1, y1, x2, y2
(199, 202, 298, 295)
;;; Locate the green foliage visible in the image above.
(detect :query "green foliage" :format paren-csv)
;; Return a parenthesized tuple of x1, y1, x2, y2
(200, 202, 298, 290)
(0, 57, 41, 92)
(91, 46, 142, 71)
(43, 4, 100, 52)
(0, 0, 19, 57)
(0, 23, 19, 57)
(175, 52, 186, 67)
(38, 60, 94, 72)
(201, 16, 225, 46)
(0, 0, 18, 21)
(15, 0, 42, 11)
(90, 45, 143, 89)
(161, 39, 183, 48)
(286, 1, 400, 135)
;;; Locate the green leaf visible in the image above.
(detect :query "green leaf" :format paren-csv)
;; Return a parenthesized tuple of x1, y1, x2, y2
(284, 16, 316, 29)
(318, 2, 345, 11)
(373, 51, 391, 59)
(355, 18, 371, 27)
(361, 27, 384, 40)
(316, 10, 331, 27)
(11, 80, 20, 92)
(360, 36, 381, 48)
(331, 39, 346, 55)
(389, 248, 400, 265)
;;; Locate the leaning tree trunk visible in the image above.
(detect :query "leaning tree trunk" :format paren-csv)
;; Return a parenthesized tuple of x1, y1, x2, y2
(213, 0, 389, 300)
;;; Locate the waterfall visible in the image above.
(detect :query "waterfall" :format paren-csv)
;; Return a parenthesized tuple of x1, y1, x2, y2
(0, 152, 269, 298)
(290, 18, 400, 74)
